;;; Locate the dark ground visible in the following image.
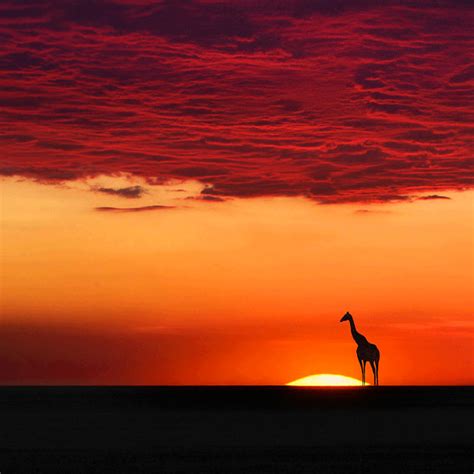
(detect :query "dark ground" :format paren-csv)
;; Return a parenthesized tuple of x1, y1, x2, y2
(0, 386, 472, 473)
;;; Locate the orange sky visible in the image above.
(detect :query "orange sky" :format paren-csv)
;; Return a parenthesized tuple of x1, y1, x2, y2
(1, 176, 473, 385)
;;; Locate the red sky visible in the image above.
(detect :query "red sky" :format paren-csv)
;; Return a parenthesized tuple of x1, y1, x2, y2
(0, 1, 473, 385)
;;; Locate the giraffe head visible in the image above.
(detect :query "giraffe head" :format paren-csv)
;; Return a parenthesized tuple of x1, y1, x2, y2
(340, 311, 352, 322)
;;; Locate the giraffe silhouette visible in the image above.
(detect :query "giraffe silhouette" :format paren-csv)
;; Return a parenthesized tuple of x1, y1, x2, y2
(340, 312, 380, 385)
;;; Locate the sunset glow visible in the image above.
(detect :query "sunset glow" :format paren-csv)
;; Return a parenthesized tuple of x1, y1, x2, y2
(0, 1, 472, 386)
(288, 374, 366, 387)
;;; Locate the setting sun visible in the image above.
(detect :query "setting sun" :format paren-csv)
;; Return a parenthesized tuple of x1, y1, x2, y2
(287, 374, 367, 387)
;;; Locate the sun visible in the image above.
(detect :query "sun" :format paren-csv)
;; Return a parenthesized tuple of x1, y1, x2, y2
(287, 373, 367, 386)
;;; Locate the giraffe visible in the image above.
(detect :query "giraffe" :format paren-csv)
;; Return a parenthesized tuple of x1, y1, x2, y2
(340, 312, 380, 385)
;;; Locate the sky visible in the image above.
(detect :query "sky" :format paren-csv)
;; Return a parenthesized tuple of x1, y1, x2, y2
(0, 0, 473, 385)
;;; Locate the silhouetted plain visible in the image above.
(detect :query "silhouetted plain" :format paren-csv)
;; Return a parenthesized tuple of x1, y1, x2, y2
(0, 386, 472, 473)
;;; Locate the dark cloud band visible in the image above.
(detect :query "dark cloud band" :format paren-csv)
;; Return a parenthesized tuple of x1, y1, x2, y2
(93, 185, 146, 199)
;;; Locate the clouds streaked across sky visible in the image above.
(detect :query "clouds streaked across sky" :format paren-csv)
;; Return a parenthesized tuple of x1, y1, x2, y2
(0, 0, 472, 203)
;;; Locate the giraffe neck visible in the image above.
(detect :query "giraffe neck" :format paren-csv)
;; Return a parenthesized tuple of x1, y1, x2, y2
(348, 317, 364, 345)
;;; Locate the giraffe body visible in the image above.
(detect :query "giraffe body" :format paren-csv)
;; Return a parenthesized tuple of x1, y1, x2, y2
(340, 312, 380, 385)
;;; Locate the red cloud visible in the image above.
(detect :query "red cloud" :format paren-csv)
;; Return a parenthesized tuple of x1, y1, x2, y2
(0, 1, 472, 203)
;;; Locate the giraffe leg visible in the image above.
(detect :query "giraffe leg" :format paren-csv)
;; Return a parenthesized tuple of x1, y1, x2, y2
(358, 358, 364, 385)
(362, 360, 367, 386)
(369, 360, 376, 385)
(375, 359, 379, 385)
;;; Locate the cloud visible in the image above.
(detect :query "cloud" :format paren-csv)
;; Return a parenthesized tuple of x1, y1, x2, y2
(416, 195, 451, 200)
(95, 205, 175, 212)
(93, 185, 146, 199)
(0, 1, 471, 203)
